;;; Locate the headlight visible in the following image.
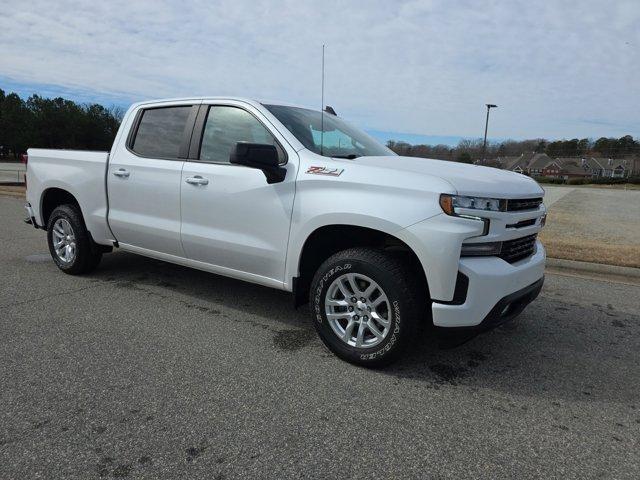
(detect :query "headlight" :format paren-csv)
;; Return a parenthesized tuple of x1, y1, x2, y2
(439, 194, 505, 215)
(439, 194, 501, 236)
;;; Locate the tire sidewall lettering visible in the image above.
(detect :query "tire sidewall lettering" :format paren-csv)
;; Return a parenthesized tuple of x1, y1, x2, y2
(314, 263, 351, 324)
(359, 300, 401, 361)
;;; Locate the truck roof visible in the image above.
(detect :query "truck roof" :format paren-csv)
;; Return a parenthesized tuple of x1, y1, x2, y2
(130, 97, 318, 112)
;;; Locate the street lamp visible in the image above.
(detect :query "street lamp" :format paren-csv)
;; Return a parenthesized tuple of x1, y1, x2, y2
(482, 104, 498, 162)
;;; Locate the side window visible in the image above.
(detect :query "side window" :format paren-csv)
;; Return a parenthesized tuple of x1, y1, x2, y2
(131, 106, 192, 158)
(200, 106, 283, 164)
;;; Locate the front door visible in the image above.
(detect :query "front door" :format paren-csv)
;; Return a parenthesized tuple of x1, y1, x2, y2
(108, 103, 197, 257)
(180, 103, 297, 285)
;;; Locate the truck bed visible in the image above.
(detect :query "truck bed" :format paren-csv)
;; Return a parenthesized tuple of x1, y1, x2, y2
(25, 148, 113, 244)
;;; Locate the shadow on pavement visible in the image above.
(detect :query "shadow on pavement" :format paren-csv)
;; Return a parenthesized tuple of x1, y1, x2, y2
(89, 250, 639, 405)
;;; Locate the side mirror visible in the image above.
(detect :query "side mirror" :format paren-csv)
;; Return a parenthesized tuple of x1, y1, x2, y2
(229, 142, 286, 184)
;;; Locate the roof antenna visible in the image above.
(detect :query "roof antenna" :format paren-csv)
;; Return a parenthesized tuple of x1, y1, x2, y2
(320, 44, 325, 157)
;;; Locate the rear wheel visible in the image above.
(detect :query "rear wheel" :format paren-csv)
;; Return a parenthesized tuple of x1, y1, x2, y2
(47, 204, 102, 275)
(309, 248, 422, 367)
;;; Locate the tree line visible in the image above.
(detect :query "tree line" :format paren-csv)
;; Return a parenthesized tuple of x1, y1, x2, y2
(0, 89, 123, 159)
(1, 88, 638, 163)
(386, 135, 640, 163)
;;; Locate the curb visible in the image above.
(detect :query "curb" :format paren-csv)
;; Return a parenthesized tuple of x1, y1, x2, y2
(546, 257, 640, 279)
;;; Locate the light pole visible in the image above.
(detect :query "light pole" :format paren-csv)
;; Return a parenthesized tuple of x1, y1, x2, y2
(482, 104, 497, 162)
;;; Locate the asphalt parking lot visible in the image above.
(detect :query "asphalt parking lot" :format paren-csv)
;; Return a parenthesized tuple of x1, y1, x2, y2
(1, 195, 639, 479)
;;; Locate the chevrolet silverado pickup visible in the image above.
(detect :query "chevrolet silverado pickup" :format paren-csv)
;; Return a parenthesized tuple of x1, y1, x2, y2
(24, 97, 546, 366)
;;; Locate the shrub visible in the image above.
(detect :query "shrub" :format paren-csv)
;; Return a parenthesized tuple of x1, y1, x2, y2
(536, 176, 566, 184)
(536, 175, 640, 186)
(567, 177, 589, 185)
(592, 177, 626, 185)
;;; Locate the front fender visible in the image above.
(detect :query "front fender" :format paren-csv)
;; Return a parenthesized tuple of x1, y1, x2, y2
(395, 214, 484, 301)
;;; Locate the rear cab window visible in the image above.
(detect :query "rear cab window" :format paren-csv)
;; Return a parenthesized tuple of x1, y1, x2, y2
(130, 106, 193, 158)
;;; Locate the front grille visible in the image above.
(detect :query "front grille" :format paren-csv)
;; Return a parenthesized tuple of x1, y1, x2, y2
(506, 197, 543, 211)
(499, 234, 537, 264)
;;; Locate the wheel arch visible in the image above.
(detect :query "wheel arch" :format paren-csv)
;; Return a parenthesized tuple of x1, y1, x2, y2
(40, 187, 82, 228)
(291, 223, 429, 307)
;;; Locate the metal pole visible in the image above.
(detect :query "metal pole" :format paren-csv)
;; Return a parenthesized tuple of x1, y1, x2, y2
(482, 104, 497, 162)
(482, 106, 490, 161)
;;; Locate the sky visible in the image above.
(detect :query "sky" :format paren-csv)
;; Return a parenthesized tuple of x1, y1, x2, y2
(1, 0, 639, 146)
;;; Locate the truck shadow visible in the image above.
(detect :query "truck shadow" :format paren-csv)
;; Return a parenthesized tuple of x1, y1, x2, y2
(92, 251, 639, 405)
(94, 250, 307, 328)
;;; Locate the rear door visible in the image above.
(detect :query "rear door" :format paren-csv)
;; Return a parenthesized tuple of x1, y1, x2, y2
(108, 102, 198, 256)
(180, 102, 297, 285)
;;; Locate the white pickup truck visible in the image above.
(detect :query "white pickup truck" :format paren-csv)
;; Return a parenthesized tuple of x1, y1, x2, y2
(25, 97, 546, 366)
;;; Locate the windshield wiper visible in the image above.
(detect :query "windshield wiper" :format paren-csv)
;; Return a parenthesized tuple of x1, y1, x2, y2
(331, 154, 359, 159)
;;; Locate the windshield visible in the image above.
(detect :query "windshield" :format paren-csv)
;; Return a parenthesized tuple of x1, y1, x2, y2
(264, 104, 394, 158)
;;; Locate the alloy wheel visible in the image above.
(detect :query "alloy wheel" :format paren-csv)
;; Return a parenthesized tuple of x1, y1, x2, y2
(52, 218, 76, 263)
(324, 273, 391, 348)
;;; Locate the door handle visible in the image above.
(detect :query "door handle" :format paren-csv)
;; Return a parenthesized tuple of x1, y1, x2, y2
(113, 168, 130, 178)
(185, 176, 209, 186)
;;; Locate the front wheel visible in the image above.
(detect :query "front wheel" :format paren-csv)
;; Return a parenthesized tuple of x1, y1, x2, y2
(309, 248, 423, 367)
(47, 204, 102, 275)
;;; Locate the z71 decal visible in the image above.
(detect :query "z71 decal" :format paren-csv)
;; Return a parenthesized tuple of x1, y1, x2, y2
(306, 166, 344, 176)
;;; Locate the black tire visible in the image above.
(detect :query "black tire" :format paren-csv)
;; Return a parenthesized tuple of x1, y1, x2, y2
(309, 248, 423, 368)
(46, 204, 102, 275)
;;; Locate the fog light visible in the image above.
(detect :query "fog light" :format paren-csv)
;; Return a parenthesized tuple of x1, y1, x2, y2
(460, 241, 502, 256)
(540, 214, 547, 227)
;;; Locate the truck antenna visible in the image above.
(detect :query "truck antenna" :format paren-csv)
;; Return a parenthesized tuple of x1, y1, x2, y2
(320, 44, 325, 157)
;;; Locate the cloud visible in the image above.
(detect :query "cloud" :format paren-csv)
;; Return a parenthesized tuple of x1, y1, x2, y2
(1, 0, 639, 139)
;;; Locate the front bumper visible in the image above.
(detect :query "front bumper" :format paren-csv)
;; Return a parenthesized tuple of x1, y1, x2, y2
(431, 240, 546, 327)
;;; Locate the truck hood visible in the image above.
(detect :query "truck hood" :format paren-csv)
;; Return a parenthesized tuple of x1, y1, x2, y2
(356, 155, 544, 198)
